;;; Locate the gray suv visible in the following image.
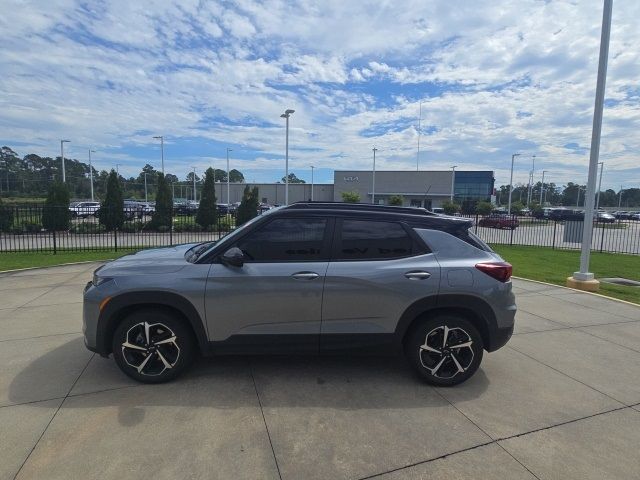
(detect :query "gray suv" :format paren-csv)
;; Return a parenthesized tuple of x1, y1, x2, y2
(83, 202, 516, 386)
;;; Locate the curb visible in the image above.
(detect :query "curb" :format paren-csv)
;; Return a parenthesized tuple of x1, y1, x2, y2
(513, 275, 640, 308)
(0, 260, 111, 275)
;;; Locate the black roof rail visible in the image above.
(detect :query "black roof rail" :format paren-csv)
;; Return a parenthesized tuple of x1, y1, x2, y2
(286, 201, 436, 216)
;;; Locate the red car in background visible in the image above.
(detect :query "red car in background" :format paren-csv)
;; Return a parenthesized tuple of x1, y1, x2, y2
(478, 214, 519, 230)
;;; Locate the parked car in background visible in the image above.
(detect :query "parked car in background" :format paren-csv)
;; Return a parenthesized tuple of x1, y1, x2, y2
(549, 208, 584, 221)
(217, 204, 230, 215)
(83, 202, 516, 386)
(614, 211, 631, 220)
(123, 201, 144, 220)
(478, 214, 519, 230)
(69, 201, 101, 218)
(595, 211, 615, 223)
(174, 202, 198, 216)
(533, 207, 553, 219)
(431, 207, 445, 214)
(141, 202, 155, 215)
(630, 212, 640, 221)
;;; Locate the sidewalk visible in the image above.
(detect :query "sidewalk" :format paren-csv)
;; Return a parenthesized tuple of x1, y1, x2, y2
(0, 265, 638, 480)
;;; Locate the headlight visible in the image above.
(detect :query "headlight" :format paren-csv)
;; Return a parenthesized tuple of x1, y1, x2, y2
(93, 273, 113, 286)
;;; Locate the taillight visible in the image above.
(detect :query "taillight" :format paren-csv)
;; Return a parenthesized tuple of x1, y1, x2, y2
(476, 262, 512, 282)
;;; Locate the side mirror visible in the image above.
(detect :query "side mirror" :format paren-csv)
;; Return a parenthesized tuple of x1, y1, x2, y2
(220, 247, 245, 267)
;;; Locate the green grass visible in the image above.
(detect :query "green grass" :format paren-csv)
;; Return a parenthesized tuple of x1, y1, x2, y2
(0, 250, 135, 272)
(492, 245, 640, 304)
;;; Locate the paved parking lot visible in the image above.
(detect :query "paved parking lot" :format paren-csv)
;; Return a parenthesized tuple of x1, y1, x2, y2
(1, 262, 639, 480)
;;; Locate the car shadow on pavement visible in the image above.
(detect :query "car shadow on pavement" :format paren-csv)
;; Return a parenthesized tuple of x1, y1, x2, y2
(9, 337, 489, 415)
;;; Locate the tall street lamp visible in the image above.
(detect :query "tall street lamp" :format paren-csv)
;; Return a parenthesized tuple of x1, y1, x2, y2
(507, 153, 521, 215)
(450, 165, 457, 202)
(539, 170, 547, 205)
(595, 162, 604, 210)
(416, 100, 422, 171)
(310, 165, 315, 201)
(280, 109, 295, 205)
(153, 136, 164, 173)
(60, 140, 70, 182)
(226, 147, 232, 205)
(372, 147, 378, 204)
(88, 149, 96, 201)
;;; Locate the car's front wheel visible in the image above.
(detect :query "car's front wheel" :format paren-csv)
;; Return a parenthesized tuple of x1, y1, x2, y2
(407, 315, 483, 386)
(112, 309, 196, 383)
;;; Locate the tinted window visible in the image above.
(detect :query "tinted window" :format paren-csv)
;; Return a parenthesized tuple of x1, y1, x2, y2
(336, 220, 414, 260)
(236, 218, 327, 262)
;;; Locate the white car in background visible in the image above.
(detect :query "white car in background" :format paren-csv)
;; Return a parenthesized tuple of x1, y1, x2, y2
(69, 201, 101, 218)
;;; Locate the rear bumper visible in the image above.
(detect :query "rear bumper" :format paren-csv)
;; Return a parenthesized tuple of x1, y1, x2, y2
(486, 324, 514, 352)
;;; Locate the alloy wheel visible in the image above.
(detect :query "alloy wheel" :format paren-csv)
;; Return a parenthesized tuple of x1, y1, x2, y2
(121, 321, 180, 376)
(419, 325, 474, 379)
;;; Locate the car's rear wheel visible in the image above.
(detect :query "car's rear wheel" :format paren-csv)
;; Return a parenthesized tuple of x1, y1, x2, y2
(406, 314, 483, 386)
(112, 309, 196, 384)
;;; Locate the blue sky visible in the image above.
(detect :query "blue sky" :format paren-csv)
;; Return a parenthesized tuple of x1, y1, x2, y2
(1, 0, 639, 190)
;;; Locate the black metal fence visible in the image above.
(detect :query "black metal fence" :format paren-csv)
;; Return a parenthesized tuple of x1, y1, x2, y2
(0, 205, 238, 253)
(462, 214, 640, 255)
(0, 206, 639, 255)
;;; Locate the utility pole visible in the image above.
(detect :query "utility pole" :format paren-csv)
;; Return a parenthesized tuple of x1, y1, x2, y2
(144, 172, 148, 203)
(372, 147, 377, 204)
(153, 136, 164, 173)
(416, 100, 422, 171)
(226, 147, 232, 206)
(450, 166, 457, 202)
(60, 140, 70, 183)
(192, 167, 197, 203)
(310, 165, 315, 201)
(280, 109, 295, 205)
(88, 149, 96, 201)
(540, 170, 547, 205)
(508, 153, 521, 214)
(595, 162, 604, 210)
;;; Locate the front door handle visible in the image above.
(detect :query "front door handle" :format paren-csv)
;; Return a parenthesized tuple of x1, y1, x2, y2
(292, 272, 320, 280)
(405, 271, 431, 280)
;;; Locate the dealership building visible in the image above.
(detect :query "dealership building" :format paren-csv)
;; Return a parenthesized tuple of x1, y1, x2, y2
(215, 170, 495, 208)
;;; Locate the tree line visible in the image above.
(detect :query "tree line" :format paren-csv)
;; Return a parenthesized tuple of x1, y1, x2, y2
(0, 146, 245, 200)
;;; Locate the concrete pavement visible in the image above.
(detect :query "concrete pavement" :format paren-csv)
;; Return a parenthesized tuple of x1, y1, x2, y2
(0, 263, 639, 480)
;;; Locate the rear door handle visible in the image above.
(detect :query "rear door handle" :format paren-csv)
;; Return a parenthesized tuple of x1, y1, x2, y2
(292, 272, 320, 280)
(405, 271, 431, 280)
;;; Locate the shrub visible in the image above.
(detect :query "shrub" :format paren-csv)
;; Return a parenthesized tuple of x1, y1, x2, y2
(70, 223, 107, 234)
(99, 170, 124, 231)
(120, 221, 147, 233)
(388, 195, 403, 206)
(173, 222, 202, 233)
(0, 198, 14, 232)
(476, 201, 493, 216)
(341, 191, 360, 203)
(236, 186, 259, 226)
(42, 182, 71, 231)
(510, 201, 524, 216)
(196, 167, 217, 228)
(151, 172, 173, 229)
(442, 200, 460, 215)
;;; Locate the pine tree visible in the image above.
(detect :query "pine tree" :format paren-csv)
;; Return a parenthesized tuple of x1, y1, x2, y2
(196, 167, 217, 228)
(151, 172, 173, 229)
(99, 170, 124, 231)
(236, 186, 259, 225)
(42, 182, 71, 231)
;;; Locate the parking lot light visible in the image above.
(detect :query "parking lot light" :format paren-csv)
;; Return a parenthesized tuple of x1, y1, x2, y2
(450, 166, 457, 202)
(280, 109, 295, 205)
(507, 153, 521, 215)
(60, 140, 70, 183)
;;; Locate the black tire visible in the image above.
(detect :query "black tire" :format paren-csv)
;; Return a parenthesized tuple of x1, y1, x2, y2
(112, 309, 196, 384)
(406, 314, 483, 387)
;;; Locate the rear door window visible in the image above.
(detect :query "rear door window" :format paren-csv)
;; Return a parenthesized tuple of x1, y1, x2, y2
(334, 219, 417, 260)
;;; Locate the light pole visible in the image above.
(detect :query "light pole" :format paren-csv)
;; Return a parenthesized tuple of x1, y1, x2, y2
(310, 165, 315, 201)
(618, 185, 623, 208)
(539, 170, 547, 205)
(507, 153, 521, 215)
(416, 100, 422, 171)
(576, 187, 583, 208)
(595, 162, 604, 210)
(570, 0, 613, 290)
(153, 136, 164, 173)
(372, 147, 377, 204)
(144, 172, 148, 203)
(450, 166, 457, 202)
(191, 167, 197, 203)
(226, 147, 232, 206)
(88, 149, 96, 201)
(60, 140, 70, 183)
(527, 155, 536, 206)
(115, 164, 121, 176)
(280, 109, 295, 205)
